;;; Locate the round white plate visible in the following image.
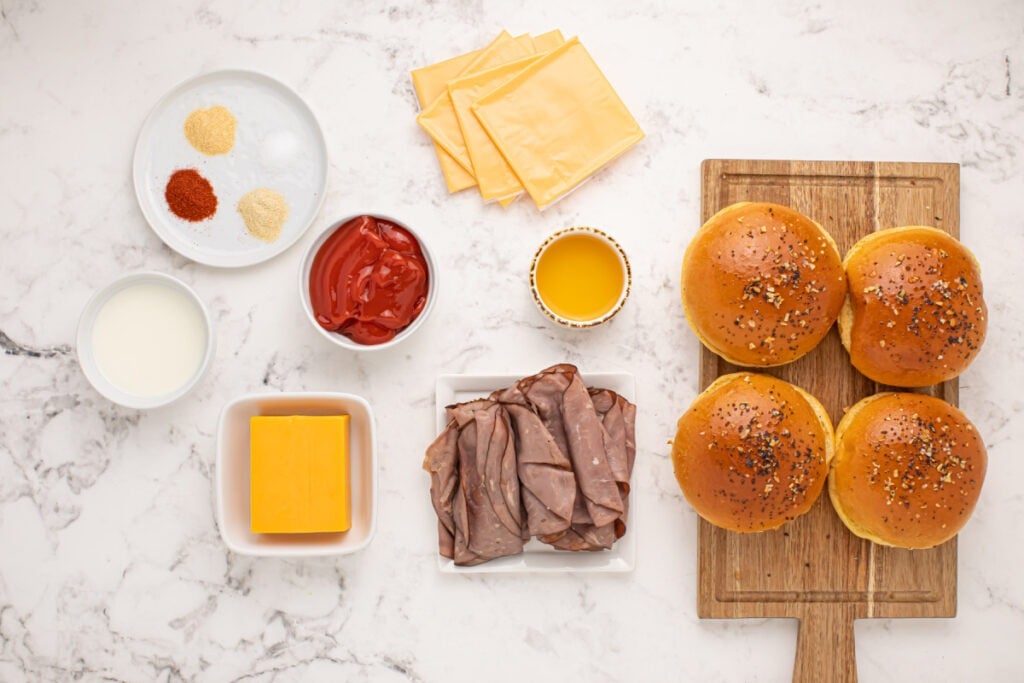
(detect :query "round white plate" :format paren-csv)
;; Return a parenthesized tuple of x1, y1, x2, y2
(133, 70, 327, 268)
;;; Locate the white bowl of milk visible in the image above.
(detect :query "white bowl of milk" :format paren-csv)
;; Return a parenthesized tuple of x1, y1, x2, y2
(77, 272, 214, 409)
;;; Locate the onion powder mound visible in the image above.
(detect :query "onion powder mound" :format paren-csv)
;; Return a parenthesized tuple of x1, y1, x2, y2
(237, 188, 289, 242)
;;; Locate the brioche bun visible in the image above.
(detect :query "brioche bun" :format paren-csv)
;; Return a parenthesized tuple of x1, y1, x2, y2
(839, 226, 987, 387)
(672, 372, 834, 533)
(829, 392, 986, 549)
(681, 202, 845, 367)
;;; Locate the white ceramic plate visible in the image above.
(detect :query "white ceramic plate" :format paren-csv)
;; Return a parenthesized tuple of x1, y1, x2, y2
(434, 372, 637, 574)
(133, 70, 327, 267)
(216, 392, 377, 557)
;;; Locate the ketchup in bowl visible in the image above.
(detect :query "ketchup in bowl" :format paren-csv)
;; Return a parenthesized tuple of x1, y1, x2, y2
(308, 215, 430, 345)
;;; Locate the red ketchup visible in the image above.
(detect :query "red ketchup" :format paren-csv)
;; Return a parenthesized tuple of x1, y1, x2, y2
(309, 215, 430, 345)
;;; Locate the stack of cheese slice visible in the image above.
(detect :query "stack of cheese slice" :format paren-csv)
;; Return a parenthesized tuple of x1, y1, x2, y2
(412, 31, 644, 210)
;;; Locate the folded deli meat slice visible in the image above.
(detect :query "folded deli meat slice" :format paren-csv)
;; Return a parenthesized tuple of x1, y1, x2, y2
(424, 423, 459, 558)
(590, 388, 637, 542)
(590, 388, 637, 487)
(502, 399, 575, 537)
(541, 387, 635, 552)
(517, 365, 625, 551)
(447, 400, 524, 566)
(424, 364, 637, 566)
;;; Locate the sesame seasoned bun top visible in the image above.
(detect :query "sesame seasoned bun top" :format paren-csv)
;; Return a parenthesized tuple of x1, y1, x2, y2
(671, 372, 834, 533)
(839, 226, 987, 387)
(828, 392, 987, 549)
(681, 202, 846, 367)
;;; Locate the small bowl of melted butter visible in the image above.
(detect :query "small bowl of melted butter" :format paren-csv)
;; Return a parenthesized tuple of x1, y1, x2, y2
(529, 227, 631, 328)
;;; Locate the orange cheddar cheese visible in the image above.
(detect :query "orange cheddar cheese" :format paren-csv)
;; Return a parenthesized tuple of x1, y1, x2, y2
(250, 415, 351, 534)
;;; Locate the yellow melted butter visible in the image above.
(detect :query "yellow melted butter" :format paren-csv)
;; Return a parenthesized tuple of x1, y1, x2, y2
(535, 233, 624, 322)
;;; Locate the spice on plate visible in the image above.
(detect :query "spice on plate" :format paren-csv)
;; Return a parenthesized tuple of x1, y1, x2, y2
(165, 169, 217, 221)
(237, 188, 288, 242)
(183, 105, 237, 155)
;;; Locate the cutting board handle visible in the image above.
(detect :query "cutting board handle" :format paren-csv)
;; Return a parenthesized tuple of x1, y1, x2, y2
(793, 607, 857, 683)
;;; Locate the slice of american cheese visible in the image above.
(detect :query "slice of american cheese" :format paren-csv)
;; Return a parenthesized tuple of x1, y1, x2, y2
(533, 29, 565, 52)
(472, 38, 644, 209)
(410, 46, 482, 192)
(416, 32, 534, 176)
(449, 54, 547, 201)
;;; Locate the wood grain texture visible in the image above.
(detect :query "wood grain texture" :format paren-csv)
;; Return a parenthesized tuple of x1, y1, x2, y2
(698, 159, 960, 683)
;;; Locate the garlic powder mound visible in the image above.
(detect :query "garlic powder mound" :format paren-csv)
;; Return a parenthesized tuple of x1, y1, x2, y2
(237, 188, 288, 242)
(184, 105, 237, 155)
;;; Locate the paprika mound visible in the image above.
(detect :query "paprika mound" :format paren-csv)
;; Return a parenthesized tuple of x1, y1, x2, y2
(165, 169, 217, 221)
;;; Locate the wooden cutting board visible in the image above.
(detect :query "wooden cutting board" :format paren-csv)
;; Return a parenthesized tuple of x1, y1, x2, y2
(698, 159, 960, 683)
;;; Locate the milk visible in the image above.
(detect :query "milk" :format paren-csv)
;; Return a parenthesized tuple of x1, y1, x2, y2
(91, 282, 207, 397)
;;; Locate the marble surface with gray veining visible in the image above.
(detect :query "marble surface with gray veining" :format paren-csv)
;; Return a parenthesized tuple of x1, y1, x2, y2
(1, 0, 1023, 681)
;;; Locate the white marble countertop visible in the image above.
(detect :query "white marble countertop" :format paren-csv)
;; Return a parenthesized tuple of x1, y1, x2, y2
(2, 1, 1023, 681)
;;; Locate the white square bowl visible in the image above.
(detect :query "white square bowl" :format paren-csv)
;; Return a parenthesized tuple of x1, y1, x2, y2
(434, 372, 636, 574)
(216, 392, 377, 556)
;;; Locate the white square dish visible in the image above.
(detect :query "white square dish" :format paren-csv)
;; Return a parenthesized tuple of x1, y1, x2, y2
(433, 372, 637, 574)
(216, 392, 377, 557)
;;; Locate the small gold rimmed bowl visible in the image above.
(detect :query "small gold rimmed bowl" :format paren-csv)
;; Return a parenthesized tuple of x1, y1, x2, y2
(529, 226, 631, 329)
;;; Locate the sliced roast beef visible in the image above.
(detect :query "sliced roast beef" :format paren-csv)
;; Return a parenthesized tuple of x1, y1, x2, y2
(539, 479, 618, 551)
(515, 364, 574, 457)
(517, 366, 626, 550)
(471, 402, 522, 538)
(504, 403, 575, 537)
(491, 382, 577, 539)
(546, 521, 617, 551)
(424, 365, 638, 566)
(622, 396, 637, 473)
(449, 403, 484, 565)
(590, 387, 637, 538)
(554, 370, 624, 527)
(423, 421, 459, 558)
(446, 400, 524, 566)
(589, 388, 629, 486)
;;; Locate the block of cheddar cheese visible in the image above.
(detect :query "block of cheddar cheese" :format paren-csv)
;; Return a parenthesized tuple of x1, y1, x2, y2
(250, 415, 351, 534)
